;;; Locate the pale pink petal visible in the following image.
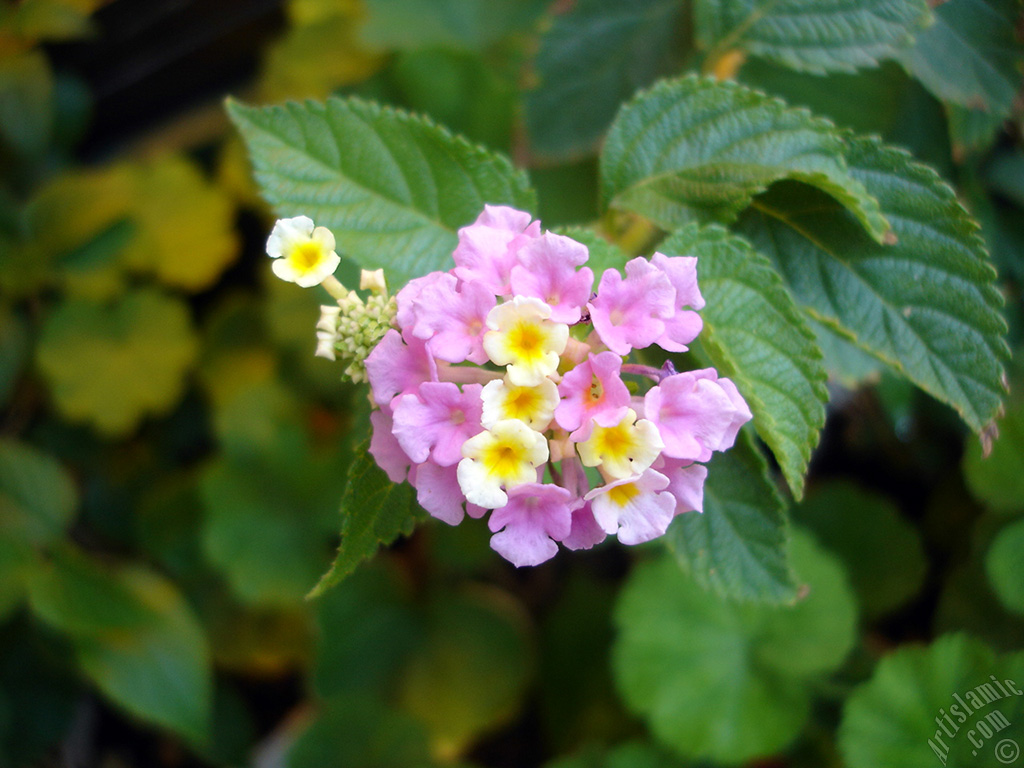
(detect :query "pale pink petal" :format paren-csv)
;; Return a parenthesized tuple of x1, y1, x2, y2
(509, 233, 594, 324)
(369, 408, 412, 483)
(452, 205, 541, 295)
(561, 503, 608, 551)
(392, 382, 484, 466)
(365, 329, 438, 407)
(643, 369, 750, 462)
(656, 456, 708, 514)
(556, 351, 631, 432)
(487, 483, 575, 567)
(412, 461, 468, 525)
(416, 277, 495, 364)
(588, 258, 675, 355)
(586, 469, 675, 545)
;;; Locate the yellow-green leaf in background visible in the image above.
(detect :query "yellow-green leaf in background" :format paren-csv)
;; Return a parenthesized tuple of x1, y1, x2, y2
(398, 587, 533, 760)
(119, 155, 239, 292)
(36, 289, 199, 435)
(24, 155, 239, 297)
(257, 0, 383, 102)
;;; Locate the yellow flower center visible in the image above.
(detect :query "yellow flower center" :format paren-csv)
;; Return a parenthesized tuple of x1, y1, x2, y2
(606, 482, 640, 507)
(483, 442, 526, 479)
(507, 320, 545, 363)
(289, 241, 325, 273)
(577, 409, 663, 479)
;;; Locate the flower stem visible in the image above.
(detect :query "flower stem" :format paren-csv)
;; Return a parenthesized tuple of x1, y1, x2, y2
(437, 365, 504, 385)
(321, 275, 349, 301)
(621, 363, 663, 381)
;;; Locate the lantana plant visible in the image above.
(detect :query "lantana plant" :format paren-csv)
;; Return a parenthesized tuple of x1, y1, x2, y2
(266, 205, 751, 566)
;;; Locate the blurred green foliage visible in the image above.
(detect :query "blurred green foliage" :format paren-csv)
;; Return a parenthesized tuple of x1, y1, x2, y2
(0, 0, 1022, 767)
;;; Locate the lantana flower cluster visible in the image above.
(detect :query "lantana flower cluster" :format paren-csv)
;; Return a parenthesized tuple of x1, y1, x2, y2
(358, 205, 753, 567)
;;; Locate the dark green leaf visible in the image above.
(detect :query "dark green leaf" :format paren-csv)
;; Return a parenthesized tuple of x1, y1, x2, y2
(615, 530, 856, 763)
(227, 96, 536, 288)
(661, 223, 827, 498)
(27, 548, 212, 745)
(0, 438, 76, 545)
(361, 0, 546, 50)
(288, 692, 433, 768)
(739, 135, 1009, 434)
(0, 306, 29, 409)
(601, 75, 890, 241)
(696, 0, 930, 74)
(665, 431, 798, 602)
(839, 633, 1024, 768)
(524, 0, 688, 159)
(894, 0, 1022, 116)
(986, 518, 1024, 615)
(397, 588, 532, 755)
(963, 389, 1024, 513)
(795, 480, 927, 617)
(309, 443, 422, 597)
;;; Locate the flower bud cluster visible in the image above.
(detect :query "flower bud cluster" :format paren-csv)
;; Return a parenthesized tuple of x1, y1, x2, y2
(314, 281, 397, 383)
(363, 205, 753, 567)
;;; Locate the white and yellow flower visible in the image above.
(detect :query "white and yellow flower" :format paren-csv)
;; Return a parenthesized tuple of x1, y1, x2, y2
(483, 296, 568, 386)
(480, 376, 559, 431)
(577, 408, 664, 479)
(457, 419, 549, 508)
(266, 216, 341, 288)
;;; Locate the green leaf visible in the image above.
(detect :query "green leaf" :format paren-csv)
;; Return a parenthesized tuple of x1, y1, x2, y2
(36, 289, 199, 435)
(0, 306, 29, 409)
(614, 529, 856, 764)
(738, 135, 1009, 434)
(201, 383, 347, 605)
(963, 390, 1024, 513)
(545, 741, 691, 768)
(665, 432, 798, 602)
(986, 518, 1024, 615)
(0, 438, 76, 545)
(227, 96, 536, 288)
(894, 0, 1022, 116)
(601, 75, 890, 242)
(27, 548, 212, 746)
(795, 480, 927, 617)
(309, 442, 422, 597)
(398, 587, 532, 757)
(288, 692, 433, 768)
(696, 0, 930, 74)
(839, 633, 1024, 768)
(524, 0, 687, 159)
(0, 50, 53, 161)
(360, 0, 546, 50)
(27, 548, 156, 638)
(312, 564, 420, 699)
(660, 223, 827, 498)
(74, 568, 213, 747)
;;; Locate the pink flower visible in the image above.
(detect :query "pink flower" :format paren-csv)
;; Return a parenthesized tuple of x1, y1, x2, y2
(555, 351, 631, 434)
(561, 503, 608, 551)
(588, 257, 675, 355)
(365, 329, 438, 407)
(585, 468, 676, 545)
(487, 483, 576, 566)
(352, 205, 754, 567)
(651, 252, 704, 351)
(644, 369, 752, 462)
(400, 272, 495, 364)
(509, 232, 593, 324)
(453, 205, 541, 294)
(411, 461, 485, 526)
(392, 382, 483, 466)
(369, 408, 412, 483)
(656, 456, 708, 514)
